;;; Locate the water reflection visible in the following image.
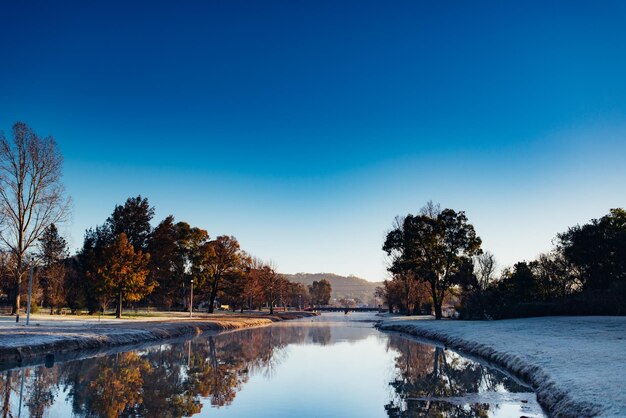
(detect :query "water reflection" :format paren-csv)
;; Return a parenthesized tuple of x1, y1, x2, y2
(0, 316, 544, 418)
(385, 334, 538, 417)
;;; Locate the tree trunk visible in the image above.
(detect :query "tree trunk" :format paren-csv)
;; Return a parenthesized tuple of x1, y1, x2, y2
(208, 275, 220, 314)
(12, 257, 23, 316)
(430, 281, 443, 320)
(12, 286, 19, 316)
(2, 370, 12, 418)
(116, 291, 123, 318)
(434, 302, 443, 320)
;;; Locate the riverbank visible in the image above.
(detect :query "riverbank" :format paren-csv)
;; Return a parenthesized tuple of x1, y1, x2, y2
(0, 311, 317, 369)
(377, 315, 626, 418)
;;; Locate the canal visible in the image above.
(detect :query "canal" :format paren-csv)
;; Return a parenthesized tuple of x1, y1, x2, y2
(1, 313, 546, 417)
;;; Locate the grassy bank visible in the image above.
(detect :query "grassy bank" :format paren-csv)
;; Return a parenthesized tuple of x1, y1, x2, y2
(0, 311, 318, 369)
(377, 315, 626, 418)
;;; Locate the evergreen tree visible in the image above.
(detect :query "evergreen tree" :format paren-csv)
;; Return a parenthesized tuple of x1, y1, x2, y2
(38, 224, 68, 314)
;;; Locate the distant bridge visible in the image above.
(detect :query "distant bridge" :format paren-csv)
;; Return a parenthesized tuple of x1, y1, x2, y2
(307, 307, 383, 312)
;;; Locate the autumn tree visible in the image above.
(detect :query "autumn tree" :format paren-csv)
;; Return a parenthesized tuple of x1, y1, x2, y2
(0, 122, 71, 317)
(241, 256, 265, 310)
(258, 264, 289, 314)
(309, 279, 332, 306)
(95, 233, 153, 318)
(376, 280, 400, 313)
(205, 236, 242, 313)
(38, 224, 68, 314)
(220, 251, 254, 312)
(89, 352, 152, 418)
(384, 205, 482, 319)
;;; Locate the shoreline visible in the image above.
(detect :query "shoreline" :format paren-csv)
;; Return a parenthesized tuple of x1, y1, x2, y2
(0, 311, 318, 370)
(377, 315, 626, 418)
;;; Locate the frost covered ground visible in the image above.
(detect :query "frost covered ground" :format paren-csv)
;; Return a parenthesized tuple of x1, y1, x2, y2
(378, 316, 626, 418)
(0, 311, 314, 368)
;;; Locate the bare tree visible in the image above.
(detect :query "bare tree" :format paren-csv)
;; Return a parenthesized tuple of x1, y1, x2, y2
(474, 251, 497, 291)
(0, 122, 71, 317)
(472, 251, 497, 318)
(420, 200, 441, 218)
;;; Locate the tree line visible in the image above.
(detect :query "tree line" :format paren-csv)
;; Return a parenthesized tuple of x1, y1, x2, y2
(380, 201, 626, 319)
(9, 195, 323, 318)
(0, 122, 332, 318)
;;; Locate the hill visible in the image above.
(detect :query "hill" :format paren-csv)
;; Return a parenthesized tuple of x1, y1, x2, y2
(285, 273, 383, 304)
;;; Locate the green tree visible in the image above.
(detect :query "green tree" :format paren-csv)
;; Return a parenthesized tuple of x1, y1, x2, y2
(95, 233, 153, 318)
(38, 224, 68, 314)
(105, 195, 155, 251)
(557, 208, 626, 291)
(505, 262, 537, 303)
(80, 225, 112, 313)
(148, 215, 181, 309)
(148, 215, 209, 309)
(383, 206, 482, 319)
(309, 279, 332, 306)
(63, 256, 86, 314)
(175, 223, 211, 311)
(287, 281, 310, 309)
(530, 252, 578, 300)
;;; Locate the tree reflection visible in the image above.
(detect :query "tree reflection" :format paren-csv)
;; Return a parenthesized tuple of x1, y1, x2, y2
(1, 369, 16, 418)
(385, 334, 528, 418)
(1, 324, 337, 417)
(26, 366, 59, 418)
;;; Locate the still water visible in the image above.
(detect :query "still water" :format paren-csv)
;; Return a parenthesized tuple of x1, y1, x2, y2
(1, 313, 545, 417)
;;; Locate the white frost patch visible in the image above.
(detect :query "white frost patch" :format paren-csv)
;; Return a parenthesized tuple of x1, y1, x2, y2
(378, 316, 626, 418)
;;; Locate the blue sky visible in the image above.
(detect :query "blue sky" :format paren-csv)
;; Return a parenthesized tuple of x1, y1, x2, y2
(1, 1, 625, 280)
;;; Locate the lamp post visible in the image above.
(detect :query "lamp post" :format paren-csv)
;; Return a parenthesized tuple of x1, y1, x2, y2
(189, 279, 194, 318)
(26, 258, 35, 326)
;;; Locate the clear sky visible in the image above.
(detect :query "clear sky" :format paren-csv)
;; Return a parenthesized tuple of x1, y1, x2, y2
(1, 1, 625, 281)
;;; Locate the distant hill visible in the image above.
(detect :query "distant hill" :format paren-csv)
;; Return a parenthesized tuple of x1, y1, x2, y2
(285, 272, 383, 303)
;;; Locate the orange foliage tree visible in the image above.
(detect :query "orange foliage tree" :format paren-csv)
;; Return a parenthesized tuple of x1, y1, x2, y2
(95, 233, 153, 318)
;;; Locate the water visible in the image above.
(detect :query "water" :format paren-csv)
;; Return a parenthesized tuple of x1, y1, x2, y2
(0, 313, 545, 417)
